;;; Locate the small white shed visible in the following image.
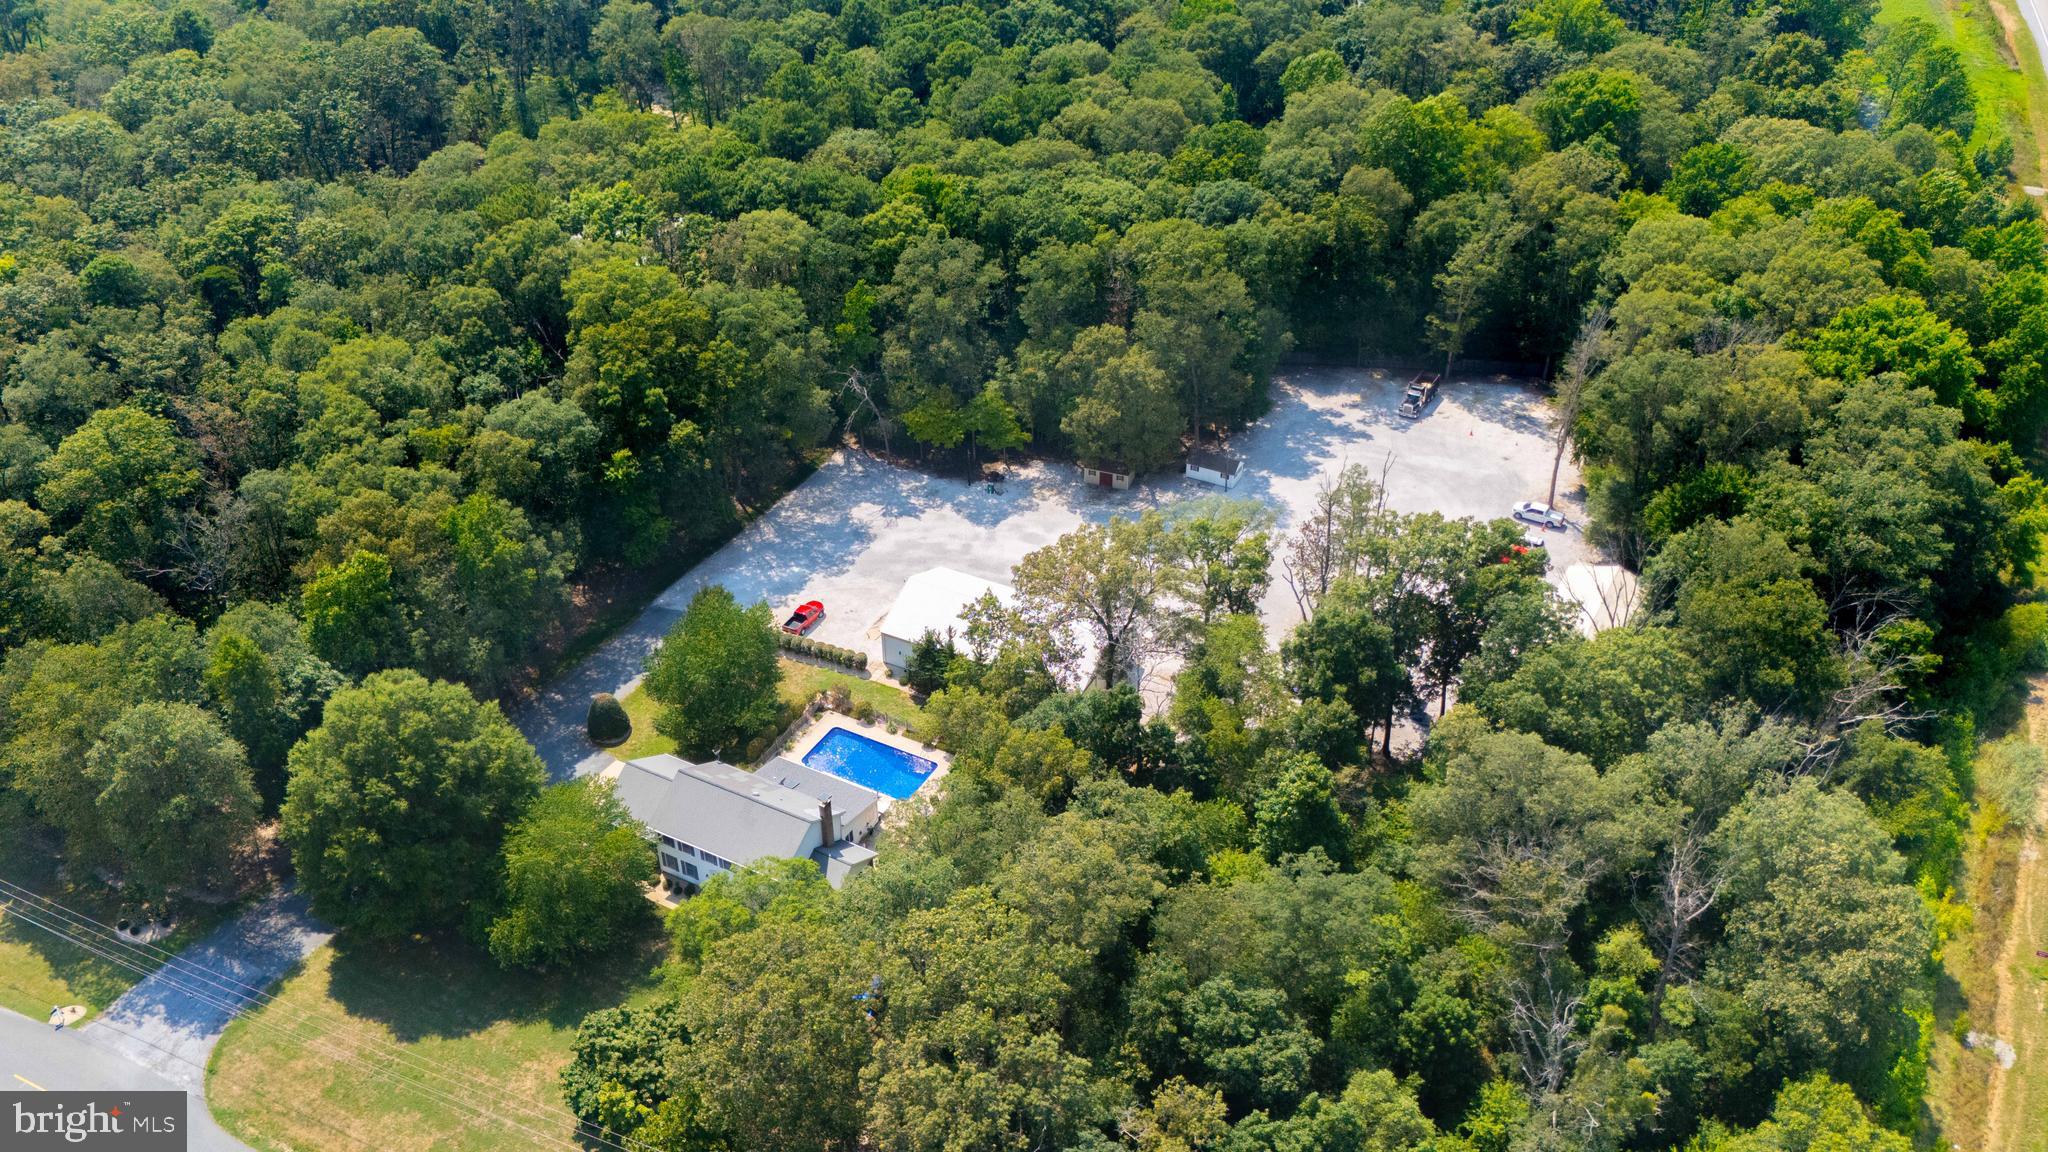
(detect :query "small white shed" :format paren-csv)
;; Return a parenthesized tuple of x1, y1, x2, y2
(1186, 449, 1245, 489)
(1081, 462, 1133, 490)
(1558, 563, 1642, 636)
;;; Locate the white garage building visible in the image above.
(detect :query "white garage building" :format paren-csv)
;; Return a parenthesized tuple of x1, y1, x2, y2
(878, 566, 1015, 678)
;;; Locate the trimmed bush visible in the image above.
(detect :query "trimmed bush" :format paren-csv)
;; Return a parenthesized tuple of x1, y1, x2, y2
(773, 629, 870, 672)
(586, 693, 631, 747)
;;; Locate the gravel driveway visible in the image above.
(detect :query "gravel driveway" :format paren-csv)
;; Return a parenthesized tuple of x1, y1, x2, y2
(514, 368, 1590, 778)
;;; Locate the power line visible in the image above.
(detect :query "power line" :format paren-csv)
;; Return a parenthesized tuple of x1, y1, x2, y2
(2, 981, 399, 1152)
(0, 895, 604, 1152)
(0, 877, 662, 1152)
(0, 891, 646, 1152)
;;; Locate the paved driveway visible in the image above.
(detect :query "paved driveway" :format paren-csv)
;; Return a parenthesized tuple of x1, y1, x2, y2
(514, 369, 1589, 778)
(86, 888, 331, 1092)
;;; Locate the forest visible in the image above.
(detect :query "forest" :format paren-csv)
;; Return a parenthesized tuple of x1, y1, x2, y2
(3, 0, 2048, 1146)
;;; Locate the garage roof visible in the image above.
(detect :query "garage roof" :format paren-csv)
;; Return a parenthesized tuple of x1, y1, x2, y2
(878, 566, 1015, 646)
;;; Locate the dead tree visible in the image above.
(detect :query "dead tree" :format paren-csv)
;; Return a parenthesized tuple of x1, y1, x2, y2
(1546, 304, 1610, 509)
(1509, 952, 1588, 1098)
(839, 367, 891, 458)
(1793, 605, 1938, 775)
(1280, 458, 1393, 619)
(1638, 816, 1725, 1015)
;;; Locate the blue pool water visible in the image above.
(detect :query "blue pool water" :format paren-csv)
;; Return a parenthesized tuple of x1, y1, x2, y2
(803, 727, 938, 800)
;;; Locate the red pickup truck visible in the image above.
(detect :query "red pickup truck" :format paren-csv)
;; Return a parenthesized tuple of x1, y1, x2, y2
(782, 600, 825, 635)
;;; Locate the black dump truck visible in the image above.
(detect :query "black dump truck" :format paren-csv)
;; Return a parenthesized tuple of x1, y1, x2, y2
(1397, 373, 1440, 419)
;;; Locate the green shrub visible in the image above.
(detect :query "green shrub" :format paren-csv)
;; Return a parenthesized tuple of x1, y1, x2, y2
(906, 629, 958, 695)
(1977, 736, 2044, 832)
(585, 693, 631, 747)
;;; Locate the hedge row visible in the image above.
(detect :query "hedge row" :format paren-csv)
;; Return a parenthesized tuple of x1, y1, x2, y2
(778, 630, 870, 671)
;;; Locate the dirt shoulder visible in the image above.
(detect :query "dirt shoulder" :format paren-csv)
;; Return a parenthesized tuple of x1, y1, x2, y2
(1983, 681, 2048, 1152)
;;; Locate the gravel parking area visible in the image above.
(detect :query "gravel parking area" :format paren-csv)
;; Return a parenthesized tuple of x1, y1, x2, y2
(515, 367, 1590, 777)
(1242, 367, 1592, 625)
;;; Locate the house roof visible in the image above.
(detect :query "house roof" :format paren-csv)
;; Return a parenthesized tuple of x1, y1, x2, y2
(756, 756, 884, 821)
(811, 840, 879, 887)
(878, 566, 1015, 646)
(613, 754, 822, 863)
(1187, 449, 1243, 478)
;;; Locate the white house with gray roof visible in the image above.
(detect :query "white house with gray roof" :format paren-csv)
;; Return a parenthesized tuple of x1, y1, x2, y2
(606, 754, 880, 891)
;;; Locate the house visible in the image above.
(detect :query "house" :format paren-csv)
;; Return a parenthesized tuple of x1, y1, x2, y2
(607, 754, 879, 892)
(1080, 462, 1133, 490)
(1185, 449, 1244, 490)
(878, 566, 1015, 679)
(755, 756, 884, 843)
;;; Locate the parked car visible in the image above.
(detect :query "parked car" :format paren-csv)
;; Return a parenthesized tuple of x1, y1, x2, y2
(1511, 501, 1568, 529)
(1520, 529, 1548, 548)
(782, 600, 825, 635)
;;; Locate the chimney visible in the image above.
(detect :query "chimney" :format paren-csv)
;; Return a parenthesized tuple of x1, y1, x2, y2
(818, 798, 834, 846)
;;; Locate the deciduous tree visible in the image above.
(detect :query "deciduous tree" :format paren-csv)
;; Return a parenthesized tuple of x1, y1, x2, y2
(282, 670, 544, 937)
(645, 585, 782, 759)
(489, 779, 656, 969)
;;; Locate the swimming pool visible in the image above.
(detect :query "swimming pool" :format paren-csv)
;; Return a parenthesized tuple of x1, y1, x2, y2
(802, 726, 938, 800)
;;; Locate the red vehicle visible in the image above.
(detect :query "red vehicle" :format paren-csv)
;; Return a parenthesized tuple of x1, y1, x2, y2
(782, 600, 825, 635)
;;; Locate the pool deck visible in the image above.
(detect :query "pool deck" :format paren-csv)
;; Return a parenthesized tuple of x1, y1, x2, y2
(784, 710, 950, 811)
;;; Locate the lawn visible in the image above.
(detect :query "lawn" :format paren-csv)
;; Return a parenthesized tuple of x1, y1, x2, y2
(779, 657, 928, 728)
(1880, 0, 2048, 188)
(207, 927, 667, 1152)
(0, 834, 231, 1023)
(611, 655, 925, 763)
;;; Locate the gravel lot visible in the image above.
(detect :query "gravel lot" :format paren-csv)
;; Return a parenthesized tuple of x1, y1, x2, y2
(515, 367, 1590, 776)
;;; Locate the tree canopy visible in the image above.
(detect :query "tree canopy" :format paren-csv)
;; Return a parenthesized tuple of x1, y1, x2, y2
(0, 0, 2036, 1148)
(281, 670, 544, 937)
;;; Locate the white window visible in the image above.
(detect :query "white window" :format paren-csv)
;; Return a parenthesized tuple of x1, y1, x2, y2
(682, 861, 699, 880)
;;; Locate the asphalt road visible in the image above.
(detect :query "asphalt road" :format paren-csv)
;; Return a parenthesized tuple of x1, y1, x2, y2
(2019, 0, 2048, 78)
(0, 1006, 250, 1151)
